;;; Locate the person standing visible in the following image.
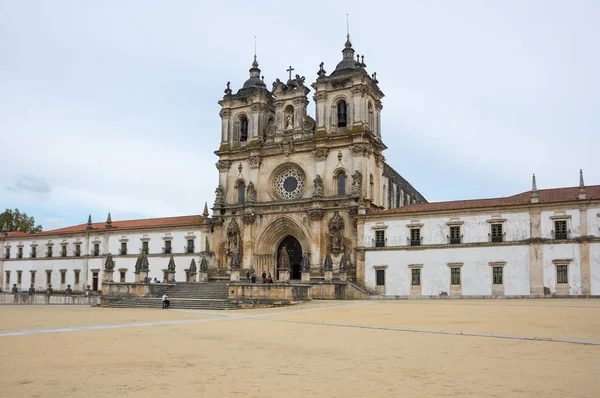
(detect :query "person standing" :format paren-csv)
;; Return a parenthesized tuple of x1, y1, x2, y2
(246, 270, 251, 282)
(262, 271, 267, 283)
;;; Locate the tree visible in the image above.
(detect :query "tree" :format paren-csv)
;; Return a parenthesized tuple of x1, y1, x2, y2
(0, 209, 43, 234)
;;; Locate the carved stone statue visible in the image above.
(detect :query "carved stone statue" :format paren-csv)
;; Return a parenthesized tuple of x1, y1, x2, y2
(227, 219, 241, 252)
(28, 284, 35, 296)
(65, 285, 72, 296)
(167, 256, 176, 272)
(286, 115, 294, 129)
(11, 284, 18, 294)
(351, 170, 363, 196)
(328, 211, 345, 255)
(104, 253, 114, 272)
(246, 182, 256, 204)
(214, 185, 225, 206)
(313, 175, 324, 198)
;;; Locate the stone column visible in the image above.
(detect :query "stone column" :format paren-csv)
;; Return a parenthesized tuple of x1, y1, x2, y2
(230, 249, 241, 282)
(529, 208, 544, 296)
(301, 253, 311, 282)
(308, 208, 324, 270)
(323, 253, 333, 282)
(242, 212, 256, 269)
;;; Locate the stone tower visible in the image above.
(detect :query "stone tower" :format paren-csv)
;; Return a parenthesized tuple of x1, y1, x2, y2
(210, 36, 421, 283)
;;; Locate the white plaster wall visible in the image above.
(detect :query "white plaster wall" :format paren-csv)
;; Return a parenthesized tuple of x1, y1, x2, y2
(542, 244, 582, 295)
(363, 212, 530, 247)
(3, 258, 85, 290)
(541, 209, 581, 239)
(587, 208, 600, 237)
(590, 242, 600, 295)
(365, 245, 530, 296)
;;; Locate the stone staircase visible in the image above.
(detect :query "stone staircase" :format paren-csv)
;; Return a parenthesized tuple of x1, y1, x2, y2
(102, 282, 241, 310)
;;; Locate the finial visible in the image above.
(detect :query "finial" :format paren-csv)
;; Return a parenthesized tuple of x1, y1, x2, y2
(579, 169, 587, 200)
(252, 55, 258, 69)
(254, 35, 257, 58)
(105, 212, 112, 228)
(356, 54, 360, 63)
(86, 214, 92, 230)
(372, 72, 378, 83)
(531, 174, 538, 203)
(202, 201, 209, 217)
(224, 81, 232, 96)
(346, 13, 349, 36)
(317, 61, 326, 77)
(361, 55, 366, 67)
(238, 163, 243, 175)
(261, 75, 264, 83)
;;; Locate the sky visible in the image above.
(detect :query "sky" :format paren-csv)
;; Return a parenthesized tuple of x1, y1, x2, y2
(1, 0, 599, 231)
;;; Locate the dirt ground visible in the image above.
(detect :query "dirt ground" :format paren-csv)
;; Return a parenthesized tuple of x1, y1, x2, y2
(1, 300, 599, 398)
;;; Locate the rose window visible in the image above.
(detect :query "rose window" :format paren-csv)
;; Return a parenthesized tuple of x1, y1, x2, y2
(274, 166, 306, 200)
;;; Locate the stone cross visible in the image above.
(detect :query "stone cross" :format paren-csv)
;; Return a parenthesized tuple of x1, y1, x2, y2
(286, 65, 294, 81)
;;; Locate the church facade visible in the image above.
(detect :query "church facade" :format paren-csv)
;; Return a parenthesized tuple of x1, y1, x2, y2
(1, 36, 598, 298)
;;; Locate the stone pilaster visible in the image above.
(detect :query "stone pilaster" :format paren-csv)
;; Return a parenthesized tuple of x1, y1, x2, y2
(230, 269, 240, 282)
(580, 205, 591, 295)
(308, 208, 324, 267)
(529, 207, 544, 296)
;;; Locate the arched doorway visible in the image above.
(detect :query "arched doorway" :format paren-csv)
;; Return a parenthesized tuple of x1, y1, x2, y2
(277, 235, 302, 280)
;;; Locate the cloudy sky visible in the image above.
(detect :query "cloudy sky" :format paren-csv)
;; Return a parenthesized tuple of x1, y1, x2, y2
(1, 0, 599, 230)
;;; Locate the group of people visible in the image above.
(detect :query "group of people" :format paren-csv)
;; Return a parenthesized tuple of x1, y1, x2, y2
(153, 278, 167, 284)
(245, 271, 274, 283)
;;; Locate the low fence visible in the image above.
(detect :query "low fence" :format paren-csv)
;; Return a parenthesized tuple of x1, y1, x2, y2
(0, 292, 101, 306)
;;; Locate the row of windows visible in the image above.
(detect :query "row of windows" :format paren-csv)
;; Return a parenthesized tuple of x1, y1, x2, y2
(373, 220, 572, 248)
(4, 239, 201, 260)
(374, 265, 570, 287)
(5, 269, 81, 286)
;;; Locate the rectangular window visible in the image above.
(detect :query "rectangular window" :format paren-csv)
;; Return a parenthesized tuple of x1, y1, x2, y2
(491, 224, 503, 243)
(74, 270, 80, 285)
(451, 268, 461, 285)
(375, 230, 385, 247)
(46, 271, 52, 286)
(61, 245, 67, 257)
(120, 242, 127, 255)
(557, 265, 568, 284)
(187, 239, 195, 253)
(75, 244, 81, 257)
(410, 228, 421, 246)
(31, 271, 36, 285)
(450, 226, 461, 244)
(47, 246, 53, 257)
(17, 271, 22, 284)
(5, 271, 10, 286)
(411, 269, 421, 286)
(554, 220, 567, 240)
(31, 246, 37, 258)
(18, 247, 23, 259)
(93, 243, 99, 256)
(60, 270, 66, 284)
(375, 269, 385, 286)
(142, 241, 149, 254)
(120, 271, 126, 283)
(5, 247, 10, 259)
(493, 267, 503, 284)
(164, 240, 172, 254)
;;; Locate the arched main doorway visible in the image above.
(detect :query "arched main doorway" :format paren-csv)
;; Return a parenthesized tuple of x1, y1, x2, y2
(277, 235, 302, 280)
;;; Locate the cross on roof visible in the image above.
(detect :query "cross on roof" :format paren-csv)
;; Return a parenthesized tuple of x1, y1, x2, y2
(286, 65, 294, 81)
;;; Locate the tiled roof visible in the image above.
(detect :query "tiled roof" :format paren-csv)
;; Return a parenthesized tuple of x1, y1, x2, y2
(379, 185, 600, 215)
(4, 215, 207, 239)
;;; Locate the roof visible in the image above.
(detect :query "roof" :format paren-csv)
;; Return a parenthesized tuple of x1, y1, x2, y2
(4, 215, 207, 239)
(378, 185, 600, 215)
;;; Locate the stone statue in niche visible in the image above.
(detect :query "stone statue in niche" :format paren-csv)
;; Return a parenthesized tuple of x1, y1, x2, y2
(351, 170, 363, 196)
(246, 182, 256, 204)
(286, 115, 294, 130)
(227, 218, 241, 253)
(214, 185, 225, 206)
(328, 211, 345, 255)
(312, 175, 324, 198)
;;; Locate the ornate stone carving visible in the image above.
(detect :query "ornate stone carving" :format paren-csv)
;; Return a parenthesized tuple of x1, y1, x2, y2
(11, 284, 18, 294)
(312, 175, 324, 198)
(278, 246, 291, 271)
(328, 211, 345, 255)
(189, 258, 197, 274)
(65, 285, 72, 296)
(314, 148, 329, 161)
(227, 219, 241, 252)
(246, 182, 256, 204)
(274, 166, 306, 200)
(135, 254, 149, 273)
(285, 115, 294, 129)
(103, 253, 115, 272)
(274, 100, 285, 108)
(242, 213, 256, 225)
(350, 143, 373, 158)
(230, 249, 241, 270)
(210, 216, 224, 227)
(351, 170, 363, 196)
(220, 109, 231, 118)
(167, 256, 176, 272)
(248, 156, 262, 169)
(280, 140, 294, 156)
(301, 253, 311, 272)
(214, 185, 225, 207)
(315, 92, 327, 100)
(301, 116, 316, 132)
(199, 256, 208, 272)
(216, 160, 231, 172)
(351, 86, 363, 95)
(323, 252, 333, 271)
(339, 251, 349, 272)
(308, 209, 324, 221)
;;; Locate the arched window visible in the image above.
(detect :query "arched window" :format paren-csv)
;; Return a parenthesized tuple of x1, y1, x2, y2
(337, 100, 347, 128)
(368, 102, 374, 131)
(237, 181, 246, 204)
(240, 116, 248, 142)
(337, 172, 346, 195)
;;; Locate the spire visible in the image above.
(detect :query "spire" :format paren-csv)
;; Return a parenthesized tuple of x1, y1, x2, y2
(202, 202, 209, 217)
(103, 253, 114, 272)
(323, 252, 333, 271)
(167, 256, 176, 272)
(579, 169, 587, 200)
(339, 252, 349, 272)
(86, 214, 92, 230)
(301, 253, 311, 272)
(531, 174, 539, 204)
(242, 54, 265, 89)
(189, 258, 197, 273)
(105, 212, 112, 229)
(199, 256, 208, 272)
(2, 221, 8, 239)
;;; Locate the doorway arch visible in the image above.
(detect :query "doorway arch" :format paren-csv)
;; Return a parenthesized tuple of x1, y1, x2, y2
(277, 235, 302, 280)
